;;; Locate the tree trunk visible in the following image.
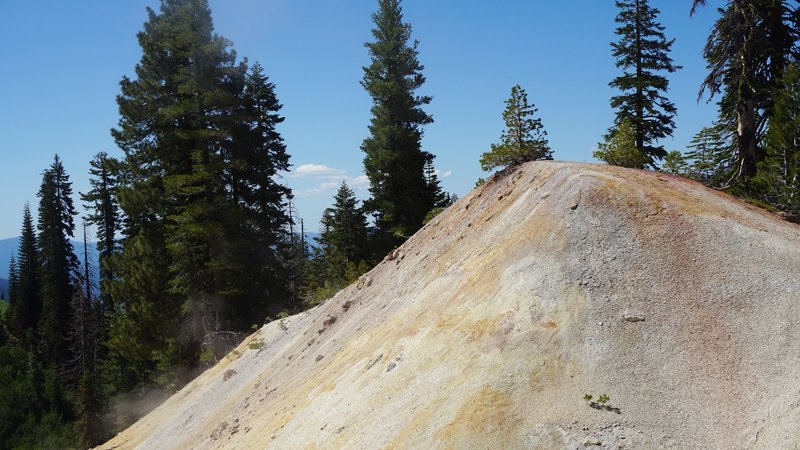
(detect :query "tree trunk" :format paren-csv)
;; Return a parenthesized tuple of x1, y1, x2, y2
(738, 98, 757, 178)
(634, 0, 645, 154)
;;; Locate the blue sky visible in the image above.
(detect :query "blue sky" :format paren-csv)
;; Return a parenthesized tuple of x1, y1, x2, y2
(0, 0, 723, 239)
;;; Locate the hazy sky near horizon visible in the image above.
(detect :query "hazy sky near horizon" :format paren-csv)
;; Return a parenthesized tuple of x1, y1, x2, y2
(0, 0, 724, 239)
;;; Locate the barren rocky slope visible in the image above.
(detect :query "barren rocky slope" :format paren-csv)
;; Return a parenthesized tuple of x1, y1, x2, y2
(99, 162, 800, 449)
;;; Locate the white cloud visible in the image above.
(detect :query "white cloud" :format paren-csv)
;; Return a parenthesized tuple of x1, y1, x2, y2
(433, 169, 453, 179)
(296, 188, 324, 197)
(292, 163, 345, 178)
(291, 163, 369, 197)
(319, 181, 342, 190)
(349, 175, 370, 188)
(315, 174, 370, 192)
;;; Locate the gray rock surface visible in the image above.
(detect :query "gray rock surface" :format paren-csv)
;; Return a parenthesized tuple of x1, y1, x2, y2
(98, 162, 800, 450)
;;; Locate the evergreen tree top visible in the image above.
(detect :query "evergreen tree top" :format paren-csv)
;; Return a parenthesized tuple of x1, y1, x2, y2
(114, 0, 244, 164)
(361, 0, 432, 126)
(360, 0, 436, 242)
(18, 204, 38, 261)
(611, 0, 679, 74)
(480, 84, 551, 171)
(318, 181, 368, 264)
(38, 155, 77, 241)
(607, 0, 680, 166)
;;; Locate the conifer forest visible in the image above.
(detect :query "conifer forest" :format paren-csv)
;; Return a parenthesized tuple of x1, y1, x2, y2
(0, 0, 797, 447)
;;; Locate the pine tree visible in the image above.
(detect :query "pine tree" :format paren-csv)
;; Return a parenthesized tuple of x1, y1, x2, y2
(594, 119, 649, 169)
(110, 0, 294, 384)
(66, 223, 102, 447)
(423, 155, 448, 209)
(223, 62, 294, 326)
(6, 256, 18, 321)
(361, 0, 436, 243)
(81, 152, 120, 314)
(608, 0, 681, 167)
(685, 124, 735, 186)
(480, 84, 551, 171)
(662, 151, 688, 175)
(301, 182, 369, 306)
(692, 0, 799, 178)
(37, 155, 79, 364)
(754, 63, 800, 213)
(110, 0, 227, 382)
(106, 217, 178, 388)
(320, 182, 369, 269)
(12, 204, 42, 338)
(132, 0, 247, 342)
(108, 0, 210, 376)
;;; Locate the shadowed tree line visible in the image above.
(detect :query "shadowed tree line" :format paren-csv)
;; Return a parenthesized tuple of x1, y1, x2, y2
(0, 0, 450, 446)
(1, 0, 798, 448)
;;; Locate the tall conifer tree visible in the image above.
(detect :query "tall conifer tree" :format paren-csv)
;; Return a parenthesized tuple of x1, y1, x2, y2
(111, 0, 234, 380)
(361, 0, 438, 244)
(7, 256, 18, 312)
(224, 62, 294, 326)
(754, 63, 800, 213)
(37, 155, 79, 364)
(692, 0, 798, 178)
(81, 151, 120, 314)
(13, 204, 42, 338)
(423, 155, 448, 209)
(608, 0, 681, 167)
(300, 183, 369, 306)
(110, 0, 293, 384)
(67, 226, 102, 447)
(319, 182, 369, 272)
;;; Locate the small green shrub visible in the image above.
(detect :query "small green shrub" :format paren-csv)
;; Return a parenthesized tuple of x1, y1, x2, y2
(584, 392, 612, 409)
(248, 339, 265, 351)
(199, 350, 215, 363)
(423, 207, 445, 225)
(594, 119, 648, 169)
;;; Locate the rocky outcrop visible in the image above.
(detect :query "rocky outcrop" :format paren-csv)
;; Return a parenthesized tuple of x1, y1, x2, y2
(98, 162, 800, 449)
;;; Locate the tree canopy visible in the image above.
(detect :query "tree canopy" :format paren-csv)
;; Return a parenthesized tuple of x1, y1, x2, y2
(480, 84, 551, 171)
(361, 0, 440, 244)
(693, 0, 799, 178)
(608, 0, 681, 167)
(594, 119, 649, 169)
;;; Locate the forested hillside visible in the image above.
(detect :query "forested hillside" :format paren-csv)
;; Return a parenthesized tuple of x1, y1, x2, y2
(1, 0, 797, 448)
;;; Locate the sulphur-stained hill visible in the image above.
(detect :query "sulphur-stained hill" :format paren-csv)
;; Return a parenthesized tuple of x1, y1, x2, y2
(98, 162, 800, 450)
